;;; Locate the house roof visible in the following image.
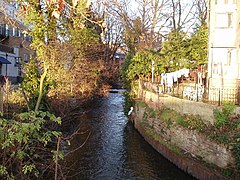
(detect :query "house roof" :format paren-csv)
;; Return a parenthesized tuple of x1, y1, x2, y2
(0, 57, 11, 64)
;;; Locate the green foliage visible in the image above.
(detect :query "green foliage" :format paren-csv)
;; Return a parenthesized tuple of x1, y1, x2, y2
(126, 50, 151, 80)
(122, 23, 208, 97)
(17, 0, 106, 112)
(237, 123, 240, 129)
(3, 1, 106, 179)
(146, 106, 157, 118)
(161, 31, 190, 71)
(213, 110, 227, 128)
(120, 52, 135, 90)
(0, 165, 8, 177)
(0, 111, 62, 179)
(176, 116, 189, 128)
(22, 164, 37, 175)
(21, 58, 40, 96)
(221, 169, 234, 179)
(160, 108, 186, 127)
(160, 108, 206, 130)
(234, 142, 240, 170)
(135, 101, 147, 108)
(126, 50, 162, 81)
(129, 81, 139, 98)
(20, 58, 50, 111)
(213, 102, 235, 128)
(52, 150, 64, 163)
(158, 109, 170, 127)
(160, 26, 208, 71)
(149, 109, 157, 118)
(187, 23, 208, 67)
(123, 16, 142, 52)
(123, 27, 208, 91)
(69, 28, 99, 50)
(232, 133, 240, 170)
(185, 115, 206, 131)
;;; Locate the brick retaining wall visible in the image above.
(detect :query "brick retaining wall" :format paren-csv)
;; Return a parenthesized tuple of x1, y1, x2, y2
(133, 118, 227, 180)
(131, 104, 235, 179)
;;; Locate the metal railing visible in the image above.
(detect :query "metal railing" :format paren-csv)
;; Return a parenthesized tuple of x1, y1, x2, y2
(205, 87, 240, 106)
(139, 80, 240, 106)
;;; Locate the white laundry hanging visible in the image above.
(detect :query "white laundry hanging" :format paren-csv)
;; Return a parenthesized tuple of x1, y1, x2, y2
(166, 73, 174, 87)
(198, 72, 202, 85)
(173, 71, 178, 82)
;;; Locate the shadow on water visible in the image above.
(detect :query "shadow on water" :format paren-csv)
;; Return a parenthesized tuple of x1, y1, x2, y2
(62, 90, 196, 180)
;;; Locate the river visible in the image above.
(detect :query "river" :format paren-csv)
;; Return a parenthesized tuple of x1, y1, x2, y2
(63, 90, 195, 179)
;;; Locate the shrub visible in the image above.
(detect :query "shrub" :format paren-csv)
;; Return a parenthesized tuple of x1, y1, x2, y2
(213, 102, 235, 128)
(0, 111, 61, 179)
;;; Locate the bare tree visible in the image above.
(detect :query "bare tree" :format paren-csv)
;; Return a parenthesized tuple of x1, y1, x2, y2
(168, 0, 196, 32)
(91, 0, 125, 60)
(134, 0, 170, 49)
(168, 0, 207, 33)
(93, 0, 208, 53)
(193, 0, 208, 25)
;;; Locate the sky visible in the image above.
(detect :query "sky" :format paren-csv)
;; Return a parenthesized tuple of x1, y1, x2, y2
(127, 0, 197, 34)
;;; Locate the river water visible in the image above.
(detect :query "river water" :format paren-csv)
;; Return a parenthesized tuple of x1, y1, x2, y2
(63, 90, 195, 179)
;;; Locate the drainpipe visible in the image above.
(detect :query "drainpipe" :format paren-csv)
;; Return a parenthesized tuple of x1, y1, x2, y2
(207, 0, 211, 100)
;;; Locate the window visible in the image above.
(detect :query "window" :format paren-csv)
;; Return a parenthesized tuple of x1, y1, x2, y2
(23, 54, 29, 62)
(18, 30, 22, 37)
(12, 27, 18, 36)
(213, 64, 222, 75)
(5, 25, 9, 36)
(228, 13, 232, 27)
(14, 28, 18, 37)
(216, 13, 233, 28)
(215, 0, 236, 4)
(8, 27, 13, 36)
(0, 24, 5, 35)
(18, 67, 21, 76)
(12, 27, 15, 36)
(15, 57, 20, 65)
(226, 49, 232, 66)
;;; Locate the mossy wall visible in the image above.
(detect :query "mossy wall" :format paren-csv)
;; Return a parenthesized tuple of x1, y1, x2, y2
(131, 102, 236, 179)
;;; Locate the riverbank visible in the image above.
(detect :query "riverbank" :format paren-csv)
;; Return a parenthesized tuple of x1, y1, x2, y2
(131, 102, 230, 180)
(131, 115, 226, 180)
(130, 101, 229, 180)
(128, 80, 240, 179)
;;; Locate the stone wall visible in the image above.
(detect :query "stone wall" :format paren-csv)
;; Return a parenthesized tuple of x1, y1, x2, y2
(137, 80, 240, 125)
(142, 90, 216, 124)
(132, 104, 235, 179)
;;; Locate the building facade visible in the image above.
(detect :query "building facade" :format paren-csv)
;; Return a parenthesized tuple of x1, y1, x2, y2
(208, 0, 240, 103)
(0, 0, 34, 83)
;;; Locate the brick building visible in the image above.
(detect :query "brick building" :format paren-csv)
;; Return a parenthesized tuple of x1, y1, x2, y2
(0, 0, 34, 83)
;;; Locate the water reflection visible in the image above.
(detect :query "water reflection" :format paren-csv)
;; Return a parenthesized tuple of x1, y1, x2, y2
(63, 91, 195, 180)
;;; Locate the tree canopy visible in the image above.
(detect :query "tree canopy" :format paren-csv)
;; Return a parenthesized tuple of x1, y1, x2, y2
(119, 0, 208, 85)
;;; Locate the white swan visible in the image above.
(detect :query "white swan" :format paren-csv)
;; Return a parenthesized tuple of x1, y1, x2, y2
(128, 107, 134, 115)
